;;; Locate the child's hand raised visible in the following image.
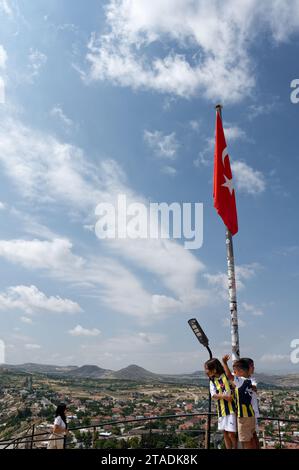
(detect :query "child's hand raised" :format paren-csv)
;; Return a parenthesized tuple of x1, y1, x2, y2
(222, 354, 231, 364)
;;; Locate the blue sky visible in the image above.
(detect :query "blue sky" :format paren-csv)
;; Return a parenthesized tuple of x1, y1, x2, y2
(0, 0, 298, 373)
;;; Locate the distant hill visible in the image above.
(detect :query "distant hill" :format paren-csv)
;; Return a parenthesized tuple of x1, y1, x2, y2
(110, 364, 160, 381)
(67, 365, 112, 378)
(1, 363, 78, 374)
(1, 362, 298, 388)
(189, 370, 207, 378)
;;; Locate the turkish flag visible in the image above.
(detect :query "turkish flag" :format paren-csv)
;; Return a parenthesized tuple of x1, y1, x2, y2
(213, 110, 238, 235)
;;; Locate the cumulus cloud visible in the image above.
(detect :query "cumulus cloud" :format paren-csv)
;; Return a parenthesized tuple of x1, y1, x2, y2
(0, 238, 152, 318)
(80, 332, 166, 358)
(260, 353, 289, 363)
(27, 48, 47, 80)
(204, 263, 260, 298)
(223, 126, 247, 142)
(0, 236, 207, 320)
(69, 325, 101, 336)
(0, 0, 12, 16)
(232, 161, 266, 194)
(144, 130, 179, 159)
(0, 116, 209, 321)
(20, 316, 33, 324)
(223, 317, 246, 328)
(161, 165, 177, 176)
(0, 118, 113, 209)
(0, 44, 6, 103)
(50, 105, 74, 128)
(0, 238, 84, 271)
(0, 285, 82, 314)
(25, 343, 41, 350)
(85, 0, 299, 103)
(189, 120, 200, 132)
(242, 301, 264, 316)
(248, 101, 279, 120)
(0, 45, 7, 68)
(0, 77, 4, 104)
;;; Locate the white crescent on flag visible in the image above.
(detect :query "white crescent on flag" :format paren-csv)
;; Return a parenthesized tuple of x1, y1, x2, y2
(222, 147, 228, 166)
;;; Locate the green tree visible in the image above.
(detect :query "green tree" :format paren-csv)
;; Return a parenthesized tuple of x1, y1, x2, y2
(128, 436, 140, 448)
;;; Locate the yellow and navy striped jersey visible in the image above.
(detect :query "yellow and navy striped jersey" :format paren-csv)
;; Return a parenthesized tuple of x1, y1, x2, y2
(210, 373, 236, 417)
(234, 376, 255, 417)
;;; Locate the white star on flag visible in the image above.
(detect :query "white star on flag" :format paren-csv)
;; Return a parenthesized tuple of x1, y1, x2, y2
(222, 174, 234, 195)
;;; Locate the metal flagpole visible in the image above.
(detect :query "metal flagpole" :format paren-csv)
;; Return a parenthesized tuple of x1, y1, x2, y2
(215, 104, 240, 361)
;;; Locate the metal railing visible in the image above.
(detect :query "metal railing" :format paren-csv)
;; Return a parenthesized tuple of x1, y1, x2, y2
(0, 413, 298, 449)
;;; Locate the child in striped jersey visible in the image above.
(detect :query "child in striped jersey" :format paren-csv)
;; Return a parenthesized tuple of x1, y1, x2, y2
(222, 356, 256, 449)
(242, 358, 260, 449)
(205, 358, 237, 449)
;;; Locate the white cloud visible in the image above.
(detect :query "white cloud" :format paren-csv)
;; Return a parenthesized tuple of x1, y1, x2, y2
(0, 285, 82, 314)
(0, 45, 7, 69)
(144, 130, 179, 159)
(189, 120, 200, 132)
(260, 353, 289, 363)
(0, 201, 6, 210)
(69, 325, 101, 336)
(0, 45, 6, 104)
(28, 48, 47, 80)
(223, 126, 247, 142)
(162, 96, 177, 111)
(0, 0, 12, 16)
(0, 238, 84, 271)
(83, 224, 94, 232)
(204, 271, 228, 292)
(85, 0, 299, 103)
(204, 263, 260, 298)
(236, 264, 261, 287)
(152, 294, 183, 314)
(248, 101, 279, 120)
(25, 343, 41, 350)
(0, 116, 210, 321)
(242, 301, 264, 316)
(194, 137, 214, 167)
(223, 317, 246, 328)
(80, 331, 165, 357)
(161, 165, 177, 176)
(20, 316, 33, 324)
(232, 161, 266, 194)
(0, 118, 126, 211)
(9, 208, 59, 239)
(0, 237, 196, 320)
(50, 105, 74, 128)
(0, 77, 5, 104)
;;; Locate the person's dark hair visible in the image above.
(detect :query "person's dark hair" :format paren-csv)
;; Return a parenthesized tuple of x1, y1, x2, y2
(204, 358, 225, 376)
(233, 359, 250, 372)
(55, 403, 67, 428)
(242, 357, 254, 367)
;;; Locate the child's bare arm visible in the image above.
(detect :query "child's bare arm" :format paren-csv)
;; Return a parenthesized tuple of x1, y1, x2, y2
(222, 354, 234, 381)
(212, 393, 233, 402)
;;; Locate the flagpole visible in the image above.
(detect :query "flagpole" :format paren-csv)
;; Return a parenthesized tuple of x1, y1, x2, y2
(215, 104, 240, 361)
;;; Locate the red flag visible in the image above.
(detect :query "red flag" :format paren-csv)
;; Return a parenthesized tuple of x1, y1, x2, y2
(213, 111, 238, 235)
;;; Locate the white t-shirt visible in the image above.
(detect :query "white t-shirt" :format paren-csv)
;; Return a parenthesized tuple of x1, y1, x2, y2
(250, 375, 260, 418)
(54, 416, 66, 429)
(210, 380, 217, 397)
